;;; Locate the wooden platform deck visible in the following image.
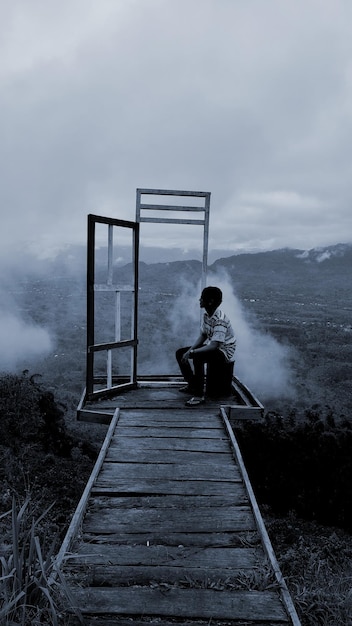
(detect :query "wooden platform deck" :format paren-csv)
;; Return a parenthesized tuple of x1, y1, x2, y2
(77, 375, 265, 425)
(58, 386, 300, 625)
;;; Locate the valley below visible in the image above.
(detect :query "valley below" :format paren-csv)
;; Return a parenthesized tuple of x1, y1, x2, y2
(11, 244, 352, 420)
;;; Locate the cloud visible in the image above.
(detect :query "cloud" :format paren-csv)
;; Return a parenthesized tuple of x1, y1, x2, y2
(165, 269, 295, 401)
(316, 251, 331, 263)
(207, 270, 295, 400)
(1, 0, 352, 259)
(239, 191, 323, 211)
(0, 310, 52, 373)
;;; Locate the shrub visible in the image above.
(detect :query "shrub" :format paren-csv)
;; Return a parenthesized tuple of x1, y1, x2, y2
(235, 406, 352, 532)
(0, 372, 97, 543)
(0, 371, 73, 455)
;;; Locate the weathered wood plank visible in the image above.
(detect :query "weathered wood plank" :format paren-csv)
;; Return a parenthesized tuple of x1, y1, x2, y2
(109, 435, 230, 452)
(69, 563, 266, 586)
(105, 448, 233, 464)
(80, 530, 259, 547)
(84, 505, 254, 534)
(67, 619, 278, 626)
(113, 426, 226, 438)
(117, 410, 222, 427)
(117, 417, 222, 427)
(88, 492, 248, 510)
(97, 462, 240, 481)
(92, 478, 242, 496)
(118, 407, 221, 418)
(66, 543, 261, 569)
(90, 400, 229, 411)
(68, 588, 289, 621)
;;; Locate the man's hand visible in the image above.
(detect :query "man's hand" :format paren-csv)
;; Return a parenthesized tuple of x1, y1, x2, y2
(181, 349, 192, 364)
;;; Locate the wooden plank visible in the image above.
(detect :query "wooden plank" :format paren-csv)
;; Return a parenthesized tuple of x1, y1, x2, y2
(137, 187, 209, 197)
(117, 415, 222, 427)
(88, 492, 248, 510)
(118, 407, 222, 418)
(92, 478, 242, 496)
(105, 448, 233, 464)
(91, 400, 227, 410)
(84, 505, 254, 534)
(67, 543, 261, 569)
(80, 529, 259, 547)
(69, 563, 265, 586)
(88, 499, 251, 520)
(228, 406, 264, 422)
(139, 203, 206, 211)
(121, 404, 216, 412)
(117, 409, 223, 425)
(89, 338, 136, 353)
(77, 409, 113, 425)
(68, 588, 289, 621)
(138, 217, 205, 225)
(113, 426, 226, 438)
(97, 462, 240, 481)
(67, 615, 280, 626)
(109, 435, 230, 452)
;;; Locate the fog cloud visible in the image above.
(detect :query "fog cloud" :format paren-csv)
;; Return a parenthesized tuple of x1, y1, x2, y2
(168, 270, 294, 401)
(0, 309, 52, 373)
(208, 271, 294, 400)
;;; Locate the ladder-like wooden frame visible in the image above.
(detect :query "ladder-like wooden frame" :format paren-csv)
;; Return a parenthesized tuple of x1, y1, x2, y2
(136, 188, 211, 289)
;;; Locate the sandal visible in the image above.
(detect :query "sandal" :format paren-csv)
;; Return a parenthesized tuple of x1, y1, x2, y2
(185, 396, 205, 407)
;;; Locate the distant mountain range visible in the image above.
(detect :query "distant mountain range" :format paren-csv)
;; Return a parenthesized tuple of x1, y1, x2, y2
(10, 243, 352, 302)
(210, 242, 352, 270)
(96, 242, 352, 305)
(209, 243, 352, 300)
(49, 240, 352, 268)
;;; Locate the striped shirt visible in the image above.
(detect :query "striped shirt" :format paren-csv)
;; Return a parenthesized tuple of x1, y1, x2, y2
(201, 308, 236, 362)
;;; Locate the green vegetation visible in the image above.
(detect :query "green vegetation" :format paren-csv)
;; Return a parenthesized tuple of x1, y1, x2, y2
(0, 497, 81, 625)
(235, 410, 352, 625)
(0, 372, 99, 518)
(0, 372, 100, 623)
(265, 514, 352, 626)
(236, 408, 352, 532)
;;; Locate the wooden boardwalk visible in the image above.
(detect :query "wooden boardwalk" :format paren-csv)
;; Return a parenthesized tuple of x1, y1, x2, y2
(58, 388, 300, 625)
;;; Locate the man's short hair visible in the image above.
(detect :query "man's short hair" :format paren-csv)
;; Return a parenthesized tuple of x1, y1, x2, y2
(201, 286, 222, 307)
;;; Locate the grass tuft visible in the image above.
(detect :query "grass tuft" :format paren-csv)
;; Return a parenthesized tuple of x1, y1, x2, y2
(0, 496, 81, 626)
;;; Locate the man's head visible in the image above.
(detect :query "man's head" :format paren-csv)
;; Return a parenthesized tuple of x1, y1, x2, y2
(200, 286, 222, 311)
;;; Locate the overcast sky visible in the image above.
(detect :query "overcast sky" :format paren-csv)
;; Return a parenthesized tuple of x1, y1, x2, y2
(2, 0, 352, 261)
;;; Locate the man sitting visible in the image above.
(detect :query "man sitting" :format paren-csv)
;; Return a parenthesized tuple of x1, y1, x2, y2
(176, 286, 236, 406)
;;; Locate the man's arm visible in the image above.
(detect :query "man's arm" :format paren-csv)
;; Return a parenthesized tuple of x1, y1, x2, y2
(181, 333, 207, 363)
(191, 340, 221, 356)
